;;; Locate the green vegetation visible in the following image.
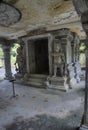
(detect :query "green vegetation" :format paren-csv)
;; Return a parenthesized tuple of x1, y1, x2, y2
(80, 53, 85, 68)
(11, 44, 20, 66)
(0, 48, 4, 59)
(79, 42, 86, 68)
(0, 44, 19, 67)
(80, 43, 86, 52)
(0, 48, 4, 67)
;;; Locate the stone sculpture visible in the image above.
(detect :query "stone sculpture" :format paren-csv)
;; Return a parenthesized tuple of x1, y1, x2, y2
(52, 43, 65, 77)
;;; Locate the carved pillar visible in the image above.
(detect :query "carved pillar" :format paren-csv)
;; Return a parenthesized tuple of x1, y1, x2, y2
(48, 35, 54, 76)
(25, 40, 30, 73)
(84, 38, 88, 124)
(61, 37, 77, 87)
(2, 45, 12, 79)
(61, 38, 67, 76)
(71, 42, 74, 63)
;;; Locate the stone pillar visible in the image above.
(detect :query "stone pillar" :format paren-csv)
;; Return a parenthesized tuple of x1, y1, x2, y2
(84, 38, 88, 124)
(61, 36, 77, 88)
(2, 45, 12, 79)
(25, 39, 30, 73)
(48, 35, 54, 76)
(61, 38, 67, 76)
(71, 42, 74, 63)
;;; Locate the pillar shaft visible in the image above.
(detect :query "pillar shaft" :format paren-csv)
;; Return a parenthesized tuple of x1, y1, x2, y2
(3, 46, 12, 79)
(71, 44, 74, 63)
(84, 40, 88, 124)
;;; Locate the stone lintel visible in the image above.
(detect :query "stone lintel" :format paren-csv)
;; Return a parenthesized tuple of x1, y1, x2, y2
(22, 33, 52, 42)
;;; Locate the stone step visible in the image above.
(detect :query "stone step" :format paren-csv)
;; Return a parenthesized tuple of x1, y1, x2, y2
(28, 77, 46, 84)
(26, 81, 46, 88)
(14, 79, 46, 88)
(49, 76, 64, 81)
(29, 74, 48, 79)
(27, 74, 48, 87)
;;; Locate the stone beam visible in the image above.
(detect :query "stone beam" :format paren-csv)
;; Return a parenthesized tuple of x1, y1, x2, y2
(47, 20, 86, 40)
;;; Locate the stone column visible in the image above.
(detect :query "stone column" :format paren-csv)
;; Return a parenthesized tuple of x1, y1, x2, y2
(48, 34, 54, 76)
(61, 37, 77, 88)
(2, 45, 12, 79)
(84, 38, 88, 124)
(25, 39, 30, 73)
(61, 38, 67, 76)
(71, 42, 74, 63)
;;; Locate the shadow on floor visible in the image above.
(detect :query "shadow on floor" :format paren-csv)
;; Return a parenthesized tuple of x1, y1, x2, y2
(5, 114, 80, 130)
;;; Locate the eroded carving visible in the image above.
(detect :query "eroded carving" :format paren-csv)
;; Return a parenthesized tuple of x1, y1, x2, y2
(15, 46, 26, 74)
(51, 39, 65, 77)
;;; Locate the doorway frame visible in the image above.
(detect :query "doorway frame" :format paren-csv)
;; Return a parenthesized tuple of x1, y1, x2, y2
(22, 33, 54, 76)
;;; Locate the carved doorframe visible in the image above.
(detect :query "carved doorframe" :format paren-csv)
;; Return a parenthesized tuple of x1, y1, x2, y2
(22, 33, 54, 76)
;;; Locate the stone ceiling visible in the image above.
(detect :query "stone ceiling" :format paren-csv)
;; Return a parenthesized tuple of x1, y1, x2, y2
(0, 0, 86, 40)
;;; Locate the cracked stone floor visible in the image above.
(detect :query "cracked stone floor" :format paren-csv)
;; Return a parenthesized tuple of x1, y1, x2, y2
(0, 79, 85, 130)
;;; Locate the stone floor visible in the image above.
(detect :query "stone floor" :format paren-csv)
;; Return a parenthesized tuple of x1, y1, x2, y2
(0, 79, 85, 130)
(0, 67, 16, 82)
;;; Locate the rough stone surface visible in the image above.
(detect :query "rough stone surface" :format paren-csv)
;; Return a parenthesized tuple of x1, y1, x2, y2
(0, 3, 21, 26)
(0, 79, 85, 130)
(6, 114, 79, 130)
(0, 0, 85, 39)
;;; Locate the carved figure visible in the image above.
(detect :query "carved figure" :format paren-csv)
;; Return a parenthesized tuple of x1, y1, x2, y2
(14, 46, 25, 74)
(52, 44, 65, 77)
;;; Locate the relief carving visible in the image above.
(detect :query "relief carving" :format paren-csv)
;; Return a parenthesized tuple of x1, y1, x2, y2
(51, 41, 65, 77)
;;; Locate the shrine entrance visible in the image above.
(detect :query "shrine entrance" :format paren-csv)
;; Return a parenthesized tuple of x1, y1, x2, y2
(34, 39, 49, 74)
(28, 38, 49, 75)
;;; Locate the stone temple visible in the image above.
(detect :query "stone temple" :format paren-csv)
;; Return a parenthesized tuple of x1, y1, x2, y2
(0, 0, 88, 130)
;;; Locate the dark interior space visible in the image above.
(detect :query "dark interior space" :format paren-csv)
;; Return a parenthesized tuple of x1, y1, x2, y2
(34, 38, 49, 74)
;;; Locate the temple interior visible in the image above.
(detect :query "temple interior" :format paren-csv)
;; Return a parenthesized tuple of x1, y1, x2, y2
(0, 0, 88, 130)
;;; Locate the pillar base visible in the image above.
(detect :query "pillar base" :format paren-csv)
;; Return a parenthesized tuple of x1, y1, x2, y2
(5, 73, 13, 80)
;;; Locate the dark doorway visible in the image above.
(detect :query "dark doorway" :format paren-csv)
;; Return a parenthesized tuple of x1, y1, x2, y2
(34, 39, 49, 74)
